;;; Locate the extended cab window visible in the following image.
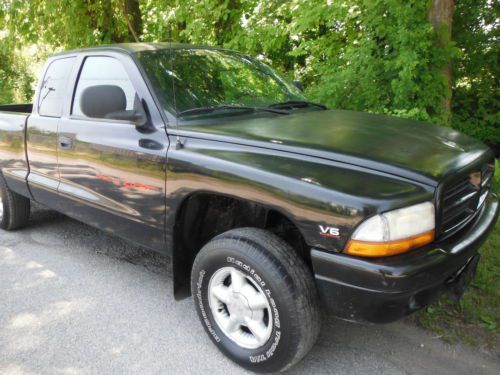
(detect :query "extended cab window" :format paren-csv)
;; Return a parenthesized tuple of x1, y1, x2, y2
(72, 56, 137, 119)
(38, 57, 75, 117)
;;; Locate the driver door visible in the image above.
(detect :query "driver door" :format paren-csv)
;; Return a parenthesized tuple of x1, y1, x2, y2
(56, 53, 169, 251)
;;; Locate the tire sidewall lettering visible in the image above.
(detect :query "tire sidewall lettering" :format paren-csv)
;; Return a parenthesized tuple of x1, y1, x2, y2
(196, 269, 221, 343)
(225, 256, 282, 363)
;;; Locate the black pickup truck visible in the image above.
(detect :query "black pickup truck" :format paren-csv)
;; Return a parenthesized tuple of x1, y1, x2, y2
(0, 43, 498, 372)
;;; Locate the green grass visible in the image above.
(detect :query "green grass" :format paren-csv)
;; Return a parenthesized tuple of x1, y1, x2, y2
(414, 159, 499, 350)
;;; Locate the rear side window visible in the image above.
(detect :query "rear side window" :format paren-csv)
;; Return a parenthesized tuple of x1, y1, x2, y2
(38, 57, 76, 117)
(72, 56, 137, 118)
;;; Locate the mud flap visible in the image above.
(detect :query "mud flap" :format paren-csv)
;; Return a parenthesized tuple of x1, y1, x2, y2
(446, 254, 480, 301)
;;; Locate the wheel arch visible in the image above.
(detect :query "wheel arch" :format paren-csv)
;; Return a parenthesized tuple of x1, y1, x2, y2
(170, 191, 311, 300)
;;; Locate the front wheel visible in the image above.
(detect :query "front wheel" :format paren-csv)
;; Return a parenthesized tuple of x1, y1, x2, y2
(191, 228, 320, 373)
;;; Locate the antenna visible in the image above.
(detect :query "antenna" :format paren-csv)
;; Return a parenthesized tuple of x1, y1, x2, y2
(168, 29, 182, 149)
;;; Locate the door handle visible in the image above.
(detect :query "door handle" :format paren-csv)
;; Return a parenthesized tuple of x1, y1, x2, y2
(58, 136, 73, 150)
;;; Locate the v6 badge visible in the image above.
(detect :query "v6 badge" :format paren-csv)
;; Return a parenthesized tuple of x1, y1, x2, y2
(319, 225, 340, 238)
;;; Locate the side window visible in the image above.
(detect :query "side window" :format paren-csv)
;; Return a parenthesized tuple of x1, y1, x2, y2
(38, 57, 76, 117)
(72, 56, 137, 118)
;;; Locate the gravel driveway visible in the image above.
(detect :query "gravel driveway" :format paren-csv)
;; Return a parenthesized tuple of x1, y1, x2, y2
(1, 205, 499, 375)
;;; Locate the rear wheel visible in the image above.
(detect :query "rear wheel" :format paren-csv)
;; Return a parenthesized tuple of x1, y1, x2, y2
(0, 177, 30, 230)
(191, 227, 320, 373)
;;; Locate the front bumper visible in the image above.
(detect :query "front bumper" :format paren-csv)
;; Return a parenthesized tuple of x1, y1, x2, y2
(311, 192, 499, 323)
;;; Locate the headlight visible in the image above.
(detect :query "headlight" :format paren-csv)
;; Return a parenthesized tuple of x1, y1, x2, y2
(345, 202, 435, 257)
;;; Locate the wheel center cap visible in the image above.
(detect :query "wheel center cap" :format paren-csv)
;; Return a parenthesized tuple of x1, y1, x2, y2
(228, 292, 252, 319)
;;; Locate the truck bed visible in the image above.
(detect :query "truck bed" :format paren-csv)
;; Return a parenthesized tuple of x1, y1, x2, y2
(0, 103, 33, 114)
(0, 104, 31, 197)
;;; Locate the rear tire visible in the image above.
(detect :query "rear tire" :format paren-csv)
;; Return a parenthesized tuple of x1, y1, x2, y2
(191, 227, 320, 373)
(0, 176, 30, 230)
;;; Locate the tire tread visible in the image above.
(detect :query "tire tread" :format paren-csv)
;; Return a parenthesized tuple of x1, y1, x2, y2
(0, 176, 30, 230)
(193, 227, 320, 372)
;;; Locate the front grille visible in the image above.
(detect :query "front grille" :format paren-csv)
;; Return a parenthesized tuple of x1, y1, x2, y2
(440, 161, 494, 239)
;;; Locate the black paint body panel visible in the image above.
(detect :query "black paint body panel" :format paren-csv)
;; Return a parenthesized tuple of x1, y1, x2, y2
(0, 111, 31, 197)
(164, 135, 434, 253)
(0, 44, 498, 324)
(311, 193, 498, 323)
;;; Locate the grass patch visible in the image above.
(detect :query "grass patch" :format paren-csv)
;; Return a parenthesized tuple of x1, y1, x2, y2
(413, 159, 499, 352)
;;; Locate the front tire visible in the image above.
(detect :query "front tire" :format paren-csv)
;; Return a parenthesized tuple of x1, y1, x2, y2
(0, 176, 30, 230)
(191, 228, 320, 373)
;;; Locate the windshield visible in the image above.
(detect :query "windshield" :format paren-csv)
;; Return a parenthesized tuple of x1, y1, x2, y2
(136, 48, 306, 117)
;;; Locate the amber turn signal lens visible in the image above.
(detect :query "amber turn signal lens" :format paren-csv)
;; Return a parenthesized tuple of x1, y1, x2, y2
(345, 230, 435, 257)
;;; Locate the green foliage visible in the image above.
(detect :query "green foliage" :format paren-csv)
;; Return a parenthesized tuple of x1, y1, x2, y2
(289, 1, 454, 124)
(0, 0, 498, 148)
(1, 0, 132, 48)
(0, 40, 33, 103)
(451, 0, 500, 149)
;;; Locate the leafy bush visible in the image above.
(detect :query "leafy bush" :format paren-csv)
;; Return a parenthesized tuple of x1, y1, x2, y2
(0, 0, 498, 149)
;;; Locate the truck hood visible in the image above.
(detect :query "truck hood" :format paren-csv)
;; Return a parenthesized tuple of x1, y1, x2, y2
(179, 110, 492, 185)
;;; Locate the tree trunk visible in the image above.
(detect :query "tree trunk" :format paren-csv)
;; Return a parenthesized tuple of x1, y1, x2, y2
(87, 0, 123, 43)
(428, 0, 454, 126)
(123, 0, 143, 42)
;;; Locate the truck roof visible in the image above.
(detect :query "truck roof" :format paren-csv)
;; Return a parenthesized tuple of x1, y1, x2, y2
(53, 42, 224, 57)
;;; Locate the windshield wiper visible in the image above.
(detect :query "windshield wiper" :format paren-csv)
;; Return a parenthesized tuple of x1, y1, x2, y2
(268, 100, 327, 110)
(178, 105, 289, 118)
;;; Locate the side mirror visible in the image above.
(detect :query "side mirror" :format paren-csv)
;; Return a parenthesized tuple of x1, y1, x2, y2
(105, 107, 147, 127)
(292, 80, 304, 91)
(80, 85, 147, 126)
